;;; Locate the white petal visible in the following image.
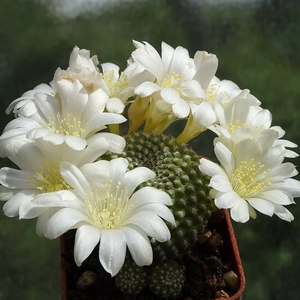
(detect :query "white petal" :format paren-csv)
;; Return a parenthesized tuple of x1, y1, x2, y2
(247, 198, 275, 216)
(3, 190, 36, 217)
(122, 167, 155, 195)
(168, 46, 190, 75)
(134, 81, 161, 97)
(273, 204, 294, 222)
(214, 142, 235, 176)
(125, 211, 171, 242)
(34, 93, 60, 120)
(193, 102, 216, 127)
(129, 187, 173, 206)
(79, 136, 110, 164)
(129, 202, 175, 226)
(0, 186, 16, 201)
(80, 160, 110, 186)
(171, 98, 190, 118)
(267, 162, 297, 181)
(60, 162, 91, 198)
(230, 200, 250, 223)
(257, 190, 295, 205)
(270, 178, 300, 197)
(180, 80, 205, 98)
(194, 51, 218, 90)
(91, 132, 126, 154)
(209, 174, 232, 192)
(131, 43, 163, 79)
(64, 135, 87, 151)
(45, 208, 89, 239)
(35, 209, 57, 237)
(109, 158, 129, 184)
(26, 127, 52, 141)
(0, 168, 34, 189)
(214, 191, 240, 209)
(199, 158, 227, 178)
(160, 88, 179, 105)
(74, 225, 101, 266)
(99, 229, 126, 276)
(122, 225, 153, 267)
(106, 97, 125, 114)
(84, 112, 126, 135)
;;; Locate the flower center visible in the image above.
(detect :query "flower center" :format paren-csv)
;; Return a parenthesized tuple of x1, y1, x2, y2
(229, 120, 252, 134)
(101, 70, 129, 98)
(41, 113, 86, 137)
(31, 161, 71, 193)
(231, 159, 272, 198)
(161, 72, 182, 93)
(206, 83, 229, 104)
(85, 182, 134, 230)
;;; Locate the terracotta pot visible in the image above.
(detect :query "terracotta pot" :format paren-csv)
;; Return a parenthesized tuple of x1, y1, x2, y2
(60, 209, 245, 300)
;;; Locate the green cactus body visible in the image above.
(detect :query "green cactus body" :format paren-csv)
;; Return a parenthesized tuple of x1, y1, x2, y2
(115, 260, 147, 295)
(103, 132, 214, 260)
(149, 260, 185, 298)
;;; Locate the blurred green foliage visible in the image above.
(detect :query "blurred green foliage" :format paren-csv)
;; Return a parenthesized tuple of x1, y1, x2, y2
(0, 0, 300, 299)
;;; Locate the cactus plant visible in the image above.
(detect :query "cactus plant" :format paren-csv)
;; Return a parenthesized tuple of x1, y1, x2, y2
(103, 132, 215, 260)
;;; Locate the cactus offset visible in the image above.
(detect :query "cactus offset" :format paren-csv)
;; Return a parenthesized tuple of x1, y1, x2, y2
(149, 260, 185, 298)
(114, 260, 147, 295)
(103, 132, 214, 260)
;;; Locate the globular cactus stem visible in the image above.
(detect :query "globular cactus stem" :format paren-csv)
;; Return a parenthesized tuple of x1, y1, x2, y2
(103, 132, 214, 260)
(114, 260, 147, 295)
(149, 260, 185, 298)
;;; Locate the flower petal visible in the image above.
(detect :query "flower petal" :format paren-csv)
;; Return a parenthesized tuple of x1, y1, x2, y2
(3, 190, 36, 217)
(0, 168, 34, 189)
(122, 167, 155, 195)
(122, 225, 153, 267)
(125, 211, 171, 242)
(230, 200, 250, 223)
(99, 229, 126, 276)
(247, 198, 275, 217)
(45, 208, 89, 239)
(74, 224, 101, 266)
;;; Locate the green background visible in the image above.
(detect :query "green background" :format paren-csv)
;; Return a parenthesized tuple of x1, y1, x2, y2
(0, 0, 299, 299)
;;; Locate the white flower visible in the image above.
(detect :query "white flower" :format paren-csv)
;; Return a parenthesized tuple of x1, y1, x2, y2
(99, 63, 135, 113)
(210, 92, 270, 141)
(0, 136, 119, 234)
(0, 79, 126, 153)
(199, 133, 300, 223)
(29, 158, 175, 276)
(209, 92, 298, 158)
(206, 77, 245, 106)
(5, 83, 54, 117)
(131, 41, 218, 119)
(53, 46, 103, 94)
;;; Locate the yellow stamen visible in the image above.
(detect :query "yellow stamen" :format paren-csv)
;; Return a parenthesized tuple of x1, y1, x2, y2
(30, 161, 71, 193)
(206, 83, 229, 104)
(231, 159, 272, 198)
(229, 120, 252, 134)
(161, 72, 182, 93)
(101, 70, 129, 97)
(40, 113, 86, 137)
(85, 181, 134, 230)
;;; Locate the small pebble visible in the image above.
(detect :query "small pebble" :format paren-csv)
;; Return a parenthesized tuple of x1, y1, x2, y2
(223, 270, 239, 291)
(76, 270, 97, 290)
(215, 290, 230, 298)
(198, 229, 212, 244)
